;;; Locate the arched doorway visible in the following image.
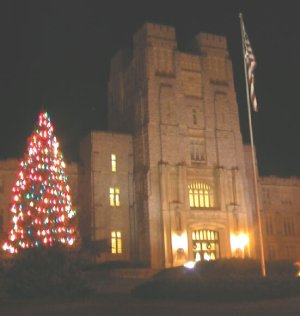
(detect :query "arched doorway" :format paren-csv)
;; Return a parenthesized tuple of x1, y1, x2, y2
(192, 229, 220, 261)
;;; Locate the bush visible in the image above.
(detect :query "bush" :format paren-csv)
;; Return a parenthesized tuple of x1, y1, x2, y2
(132, 274, 300, 301)
(194, 258, 297, 278)
(3, 245, 94, 299)
(195, 258, 260, 278)
(83, 260, 149, 271)
(132, 259, 300, 301)
(0, 262, 9, 302)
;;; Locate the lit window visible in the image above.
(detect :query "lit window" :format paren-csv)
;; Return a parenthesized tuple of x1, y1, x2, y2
(188, 182, 214, 208)
(110, 187, 120, 206)
(111, 154, 117, 172)
(192, 229, 219, 261)
(111, 231, 122, 254)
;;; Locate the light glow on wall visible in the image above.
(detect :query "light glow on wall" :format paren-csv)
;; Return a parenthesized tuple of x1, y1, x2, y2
(184, 261, 196, 269)
(172, 232, 187, 253)
(230, 232, 249, 257)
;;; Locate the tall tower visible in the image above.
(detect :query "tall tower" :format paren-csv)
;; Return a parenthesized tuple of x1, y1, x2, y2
(108, 23, 253, 268)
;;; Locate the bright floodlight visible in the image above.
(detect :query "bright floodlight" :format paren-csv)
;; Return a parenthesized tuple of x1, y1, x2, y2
(184, 261, 196, 269)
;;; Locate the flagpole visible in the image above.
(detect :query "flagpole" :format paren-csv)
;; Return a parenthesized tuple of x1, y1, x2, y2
(239, 13, 266, 277)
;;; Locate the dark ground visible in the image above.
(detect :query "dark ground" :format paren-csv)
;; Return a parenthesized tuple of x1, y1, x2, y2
(1, 294, 300, 316)
(1, 276, 300, 316)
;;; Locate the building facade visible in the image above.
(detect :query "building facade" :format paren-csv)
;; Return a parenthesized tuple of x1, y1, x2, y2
(104, 23, 255, 268)
(260, 176, 300, 261)
(1, 23, 300, 268)
(79, 132, 134, 262)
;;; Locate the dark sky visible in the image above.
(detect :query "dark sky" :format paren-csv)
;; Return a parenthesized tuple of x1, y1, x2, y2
(0, 1, 299, 178)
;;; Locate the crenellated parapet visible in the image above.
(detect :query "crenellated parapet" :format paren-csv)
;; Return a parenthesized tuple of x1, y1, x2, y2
(196, 32, 227, 51)
(193, 33, 229, 83)
(133, 22, 177, 49)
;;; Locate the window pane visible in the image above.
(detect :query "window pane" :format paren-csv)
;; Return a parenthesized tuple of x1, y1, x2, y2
(194, 194, 199, 207)
(111, 231, 122, 254)
(199, 193, 204, 207)
(110, 193, 115, 206)
(110, 187, 120, 207)
(188, 182, 214, 209)
(115, 194, 120, 206)
(117, 239, 122, 254)
(111, 238, 116, 254)
(111, 154, 116, 172)
(110, 198, 115, 206)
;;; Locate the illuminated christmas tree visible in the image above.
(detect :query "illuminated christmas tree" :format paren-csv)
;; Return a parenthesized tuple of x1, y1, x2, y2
(3, 112, 77, 254)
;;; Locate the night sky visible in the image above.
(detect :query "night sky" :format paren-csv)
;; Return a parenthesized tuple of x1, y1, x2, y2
(0, 1, 299, 178)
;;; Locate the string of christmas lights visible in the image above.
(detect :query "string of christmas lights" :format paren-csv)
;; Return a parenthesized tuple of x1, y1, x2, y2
(3, 112, 77, 254)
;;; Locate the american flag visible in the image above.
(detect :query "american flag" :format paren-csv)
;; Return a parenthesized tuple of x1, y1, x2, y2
(244, 29, 258, 112)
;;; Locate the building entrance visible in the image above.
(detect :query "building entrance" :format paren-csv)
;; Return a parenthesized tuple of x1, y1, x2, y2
(192, 229, 220, 261)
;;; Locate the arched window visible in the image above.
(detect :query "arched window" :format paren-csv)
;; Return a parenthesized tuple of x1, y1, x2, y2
(188, 182, 215, 208)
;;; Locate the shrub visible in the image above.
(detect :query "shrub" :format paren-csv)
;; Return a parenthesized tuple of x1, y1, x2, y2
(195, 258, 260, 278)
(132, 259, 300, 301)
(0, 262, 9, 302)
(3, 245, 94, 299)
(132, 274, 300, 301)
(194, 258, 297, 278)
(83, 260, 149, 272)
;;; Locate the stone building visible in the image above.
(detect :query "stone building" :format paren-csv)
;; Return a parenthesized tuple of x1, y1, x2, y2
(81, 22, 255, 268)
(1, 23, 300, 268)
(0, 159, 18, 241)
(79, 132, 134, 262)
(260, 176, 300, 261)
